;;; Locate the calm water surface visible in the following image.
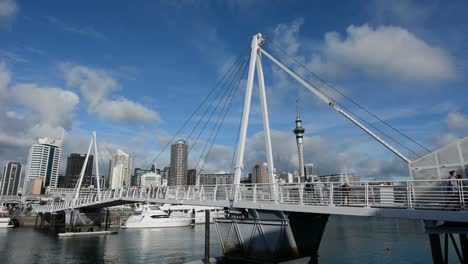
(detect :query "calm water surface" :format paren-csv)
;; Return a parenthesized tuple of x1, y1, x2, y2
(0, 216, 454, 263)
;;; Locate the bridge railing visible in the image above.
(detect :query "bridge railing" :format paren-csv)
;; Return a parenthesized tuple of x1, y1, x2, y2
(34, 179, 467, 213)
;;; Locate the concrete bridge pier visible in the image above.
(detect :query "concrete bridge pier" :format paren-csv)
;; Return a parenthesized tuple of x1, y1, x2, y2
(64, 209, 108, 233)
(425, 220, 468, 264)
(35, 209, 110, 233)
(215, 209, 329, 263)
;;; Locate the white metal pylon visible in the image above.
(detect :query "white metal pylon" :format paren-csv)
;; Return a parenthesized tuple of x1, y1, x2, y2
(74, 131, 102, 202)
(233, 33, 276, 187)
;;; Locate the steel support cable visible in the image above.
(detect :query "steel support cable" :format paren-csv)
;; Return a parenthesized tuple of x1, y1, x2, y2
(186, 54, 249, 167)
(197, 56, 250, 173)
(189, 52, 250, 154)
(199, 69, 247, 175)
(185, 53, 249, 143)
(144, 48, 251, 170)
(267, 40, 431, 154)
(260, 45, 423, 159)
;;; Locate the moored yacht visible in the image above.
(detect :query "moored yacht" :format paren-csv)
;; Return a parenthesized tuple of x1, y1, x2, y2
(123, 204, 192, 229)
(159, 204, 225, 224)
(0, 207, 13, 228)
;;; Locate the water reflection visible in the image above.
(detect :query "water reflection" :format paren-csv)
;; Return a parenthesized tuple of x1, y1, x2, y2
(0, 217, 457, 264)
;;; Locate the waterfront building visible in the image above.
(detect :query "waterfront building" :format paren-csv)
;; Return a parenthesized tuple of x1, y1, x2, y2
(64, 153, 94, 188)
(199, 172, 234, 185)
(24, 137, 62, 194)
(1, 161, 22, 196)
(169, 139, 188, 186)
(278, 172, 294, 184)
(251, 163, 271, 184)
(133, 165, 155, 187)
(140, 171, 162, 189)
(109, 149, 132, 189)
(187, 169, 196, 185)
(161, 167, 170, 182)
(26, 177, 44, 195)
(317, 173, 360, 183)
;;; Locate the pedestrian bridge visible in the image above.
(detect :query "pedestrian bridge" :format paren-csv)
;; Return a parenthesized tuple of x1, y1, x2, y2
(34, 178, 468, 223)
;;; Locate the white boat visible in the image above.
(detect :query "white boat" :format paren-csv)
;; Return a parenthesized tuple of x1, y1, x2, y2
(123, 205, 192, 229)
(0, 207, 13, 228)
(159, 204, 225, 224)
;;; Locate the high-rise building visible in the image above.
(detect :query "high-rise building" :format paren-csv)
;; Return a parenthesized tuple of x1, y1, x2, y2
(1, 162, 22, 196)
(24, 137, 62, 194)
(293, 108, 306, 182)
(109, 149, 132, 189)
(251, 162, 270, 184)
(187, 169, 196, 185)
(169, 139, 188, 186)
(304, 163, 314, 178)
(64, 153, 94, 188)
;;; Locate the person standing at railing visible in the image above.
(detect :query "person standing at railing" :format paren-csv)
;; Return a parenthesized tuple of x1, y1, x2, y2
(305, 178, 314, 204)
(448, 170, 461, 208)
(341, 183, 351, 205)
(314, 178, 324, 204)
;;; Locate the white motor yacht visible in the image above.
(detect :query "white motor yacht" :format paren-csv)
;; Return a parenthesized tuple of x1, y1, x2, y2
(0, 207, 13, 228)
(159, 204, 225, 224)
(123, 205, 192, 229)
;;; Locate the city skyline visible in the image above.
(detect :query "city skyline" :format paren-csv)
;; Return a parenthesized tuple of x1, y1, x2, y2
(0, 1, 468, 181)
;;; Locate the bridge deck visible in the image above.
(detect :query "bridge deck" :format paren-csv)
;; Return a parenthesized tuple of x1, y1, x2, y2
(35, 179, 468, 222)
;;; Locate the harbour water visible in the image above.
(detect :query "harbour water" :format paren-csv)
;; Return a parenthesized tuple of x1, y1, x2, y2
(0, 215, 446, 263)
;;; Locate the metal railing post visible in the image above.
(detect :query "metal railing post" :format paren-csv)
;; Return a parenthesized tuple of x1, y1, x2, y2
(329, 183, 334, 206)
(407, 181, 413, 209)
(460, 180, 465, 209)
(200, 186, 204, 201)
(299, 183, 304, 205)
(186, 186, 191, 200)
(365, 183, 369, 207)
(253, 184, 257, 203)
(213, 185, 218, 201)
(155, 187, 160, 200)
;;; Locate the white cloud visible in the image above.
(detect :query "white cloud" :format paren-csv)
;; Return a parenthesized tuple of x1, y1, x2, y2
(0, 0, 16, 18)
(99, 97, 160, 123)
(61, 63, 160, 123)
(11, 83, 79, 128)
(272, 20, 456, 80)
(0, 64, 82, 168)
(446, 112, 468, 131)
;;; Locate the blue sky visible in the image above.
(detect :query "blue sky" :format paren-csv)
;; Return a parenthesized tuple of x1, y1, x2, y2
(1, 0, 467, 179)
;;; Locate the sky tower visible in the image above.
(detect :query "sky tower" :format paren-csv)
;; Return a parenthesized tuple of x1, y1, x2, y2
(293, 99, 305, 182)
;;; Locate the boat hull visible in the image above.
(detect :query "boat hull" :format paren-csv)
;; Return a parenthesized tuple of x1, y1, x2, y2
(123, 216, 192, 229)
(0, 218, 13, 228)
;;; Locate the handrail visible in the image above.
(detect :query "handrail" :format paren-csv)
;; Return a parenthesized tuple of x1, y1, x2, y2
(33, 179, 468, 214)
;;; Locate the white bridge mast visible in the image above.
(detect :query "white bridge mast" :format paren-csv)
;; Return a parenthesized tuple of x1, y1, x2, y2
(74, 131, 102, 202)
(233, 33, 276, 185)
